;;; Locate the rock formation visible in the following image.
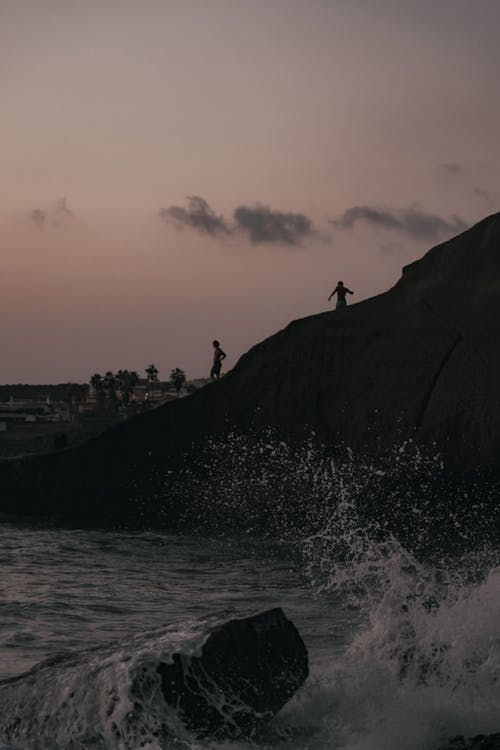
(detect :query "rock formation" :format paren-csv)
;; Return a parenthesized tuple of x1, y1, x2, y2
(1, 212, 500, 523)
(158, 607, 308, 738)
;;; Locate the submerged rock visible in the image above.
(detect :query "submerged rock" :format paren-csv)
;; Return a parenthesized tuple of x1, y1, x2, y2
(157, 607, 308, 738)
(441, 733, 500, 749)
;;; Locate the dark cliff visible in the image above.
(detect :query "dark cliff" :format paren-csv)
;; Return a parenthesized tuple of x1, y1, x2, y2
(1, 212, 500, 521)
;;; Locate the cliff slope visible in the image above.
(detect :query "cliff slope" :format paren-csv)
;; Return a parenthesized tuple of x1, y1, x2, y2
(1, 212, 500, 520)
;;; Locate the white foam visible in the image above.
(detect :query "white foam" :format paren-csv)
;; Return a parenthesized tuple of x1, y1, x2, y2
(0, 622, 209, 750)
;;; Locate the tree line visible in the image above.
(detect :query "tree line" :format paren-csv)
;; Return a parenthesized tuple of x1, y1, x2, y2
(90, 365, 187, 413)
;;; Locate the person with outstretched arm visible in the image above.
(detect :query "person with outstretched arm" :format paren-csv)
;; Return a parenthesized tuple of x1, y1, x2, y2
(328, 281, 353, 309)
(211, 340, 227, 381)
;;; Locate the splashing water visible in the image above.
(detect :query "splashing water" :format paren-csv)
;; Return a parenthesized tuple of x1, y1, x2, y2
(164, 433, 500, 749)
(287, 553, 500, 750)
(295, 446, 500, 750)
(0, 620, 217, 750)
(162, 432, 425, 538)
(2, 433, 500, 749)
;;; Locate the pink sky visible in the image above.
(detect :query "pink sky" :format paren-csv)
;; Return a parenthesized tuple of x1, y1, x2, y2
(1, 0, 499, 382)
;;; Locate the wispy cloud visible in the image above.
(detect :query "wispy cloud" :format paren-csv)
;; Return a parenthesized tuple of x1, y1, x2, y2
(159, 196, 229, 236)
(379, 241, 403, 256)
(331, 205, 469, 242)
(473, 186, 496, 208)
(28, 198, 74, 228)
(234, 204, 315, 245)
(30, 209, 47, 228)
(442, 162, 467, 176)
(53, 197, 73, 222)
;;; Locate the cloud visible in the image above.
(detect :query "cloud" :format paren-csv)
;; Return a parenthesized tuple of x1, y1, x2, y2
(30, 209, 47, 227)
(473, 186, 496, 207)
(234, 204, 315, 245)
(159, 196, 229, 236)
(379, 241, 403, 256)
(54, 197, 73, 220)
(331, 205, 469, 242)
(442, 162, 467, 176)
(29, 198, 74, 228)
(159, 196, 316, 246)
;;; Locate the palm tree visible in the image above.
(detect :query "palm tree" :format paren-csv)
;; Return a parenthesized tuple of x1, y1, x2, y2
(170, 368, 186, 398)
(129, 371, 140, 387)
(103, 371, 118, 414)
(146, 364, 159, 383)
(115, 370, 126, 389)
(115, 369, 139, 407)
(125, 371, 140, 406)
(103, 371, 115, 387)
(90, 373, 106, 413)
(90, 373, 103, 391)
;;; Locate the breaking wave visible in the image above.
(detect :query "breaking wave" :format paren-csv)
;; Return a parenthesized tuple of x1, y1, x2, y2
(0, 619, 218, 750)
(294, 481, 500, 750)
(2, 433, 500, 749)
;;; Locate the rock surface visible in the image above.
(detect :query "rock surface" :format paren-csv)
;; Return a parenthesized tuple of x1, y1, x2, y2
(1, 212, 500, 521)
(158, 607, 309, 738)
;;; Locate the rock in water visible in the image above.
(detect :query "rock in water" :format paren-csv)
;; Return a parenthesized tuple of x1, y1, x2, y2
(157, 607, 308, 738)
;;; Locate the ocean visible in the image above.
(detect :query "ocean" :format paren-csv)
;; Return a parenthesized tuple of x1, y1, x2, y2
(2, 441, 500, 749)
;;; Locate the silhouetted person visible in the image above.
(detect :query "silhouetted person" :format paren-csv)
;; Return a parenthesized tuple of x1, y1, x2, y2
(211, 340, 226, 381)
(328, 281, 353, 309)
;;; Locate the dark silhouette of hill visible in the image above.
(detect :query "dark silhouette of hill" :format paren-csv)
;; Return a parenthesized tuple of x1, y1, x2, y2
(1, 212, 500, 525)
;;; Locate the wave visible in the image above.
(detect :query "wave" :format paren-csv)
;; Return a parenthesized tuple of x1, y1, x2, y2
(3, 434, 500, 749)
(295, 483, 500, 749)
(160, 433, 500, 748)
(0, 620, 218, 750)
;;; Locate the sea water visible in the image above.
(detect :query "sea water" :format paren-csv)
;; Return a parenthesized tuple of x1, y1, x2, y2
(2, 440, 500, 749)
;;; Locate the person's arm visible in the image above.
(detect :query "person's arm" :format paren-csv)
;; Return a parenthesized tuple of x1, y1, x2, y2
(220, 349, 227, 360)
(347, 288, 353, 295)
(328, 288, 337, 301)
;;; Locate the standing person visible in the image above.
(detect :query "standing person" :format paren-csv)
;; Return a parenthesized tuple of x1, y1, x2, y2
(328, 281, 353, 309)
(211, 340, 227, 381)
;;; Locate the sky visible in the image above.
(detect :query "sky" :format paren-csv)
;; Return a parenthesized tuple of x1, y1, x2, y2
(1, 0, 499, 383)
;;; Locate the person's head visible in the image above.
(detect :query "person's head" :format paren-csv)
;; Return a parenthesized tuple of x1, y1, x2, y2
(213, 340, 220, 348)
(338, 281, 344, 286)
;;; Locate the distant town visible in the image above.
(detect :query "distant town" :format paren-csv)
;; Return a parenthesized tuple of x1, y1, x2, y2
(0, 365, 209, 458)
